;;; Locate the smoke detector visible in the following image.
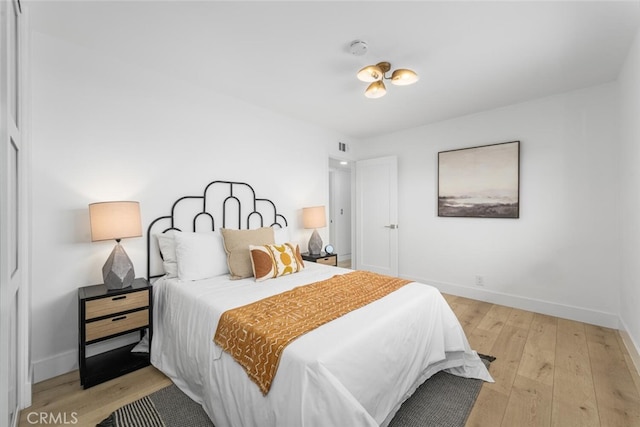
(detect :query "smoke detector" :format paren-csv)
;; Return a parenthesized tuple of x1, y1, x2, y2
(349, 40, 368, 56)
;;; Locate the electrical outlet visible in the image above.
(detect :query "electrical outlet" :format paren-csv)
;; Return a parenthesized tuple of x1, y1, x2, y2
(475, 275, 484, 286)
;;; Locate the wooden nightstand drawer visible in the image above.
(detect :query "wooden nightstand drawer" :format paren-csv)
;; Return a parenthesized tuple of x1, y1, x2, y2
(85, 309, 149, 342)
(85, 289, 149, 320)
(302, 253, 338, 266)
(316, 256, 337, 266)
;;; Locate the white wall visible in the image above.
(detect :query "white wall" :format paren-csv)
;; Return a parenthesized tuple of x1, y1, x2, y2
(358, 84, 621, 327)
(619, 27, 640, 371)
(30, 32, 357, 382)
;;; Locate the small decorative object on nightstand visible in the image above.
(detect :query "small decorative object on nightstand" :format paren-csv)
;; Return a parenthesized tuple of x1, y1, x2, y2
(78, 278, 152, 388)
(302, 252, 338, 267)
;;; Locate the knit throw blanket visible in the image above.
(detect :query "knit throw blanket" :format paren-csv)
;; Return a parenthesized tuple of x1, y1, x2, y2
(214, 270, 412, 394)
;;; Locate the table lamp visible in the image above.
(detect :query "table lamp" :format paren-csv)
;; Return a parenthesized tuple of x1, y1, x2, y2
(89, 201, 142, 290)
(302, 206, 326, 256)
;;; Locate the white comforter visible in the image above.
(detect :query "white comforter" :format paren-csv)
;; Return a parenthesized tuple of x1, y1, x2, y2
(151, 263, 493, 427)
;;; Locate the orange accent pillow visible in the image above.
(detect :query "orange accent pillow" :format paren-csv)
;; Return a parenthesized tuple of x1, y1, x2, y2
(249, 243, 305, 282)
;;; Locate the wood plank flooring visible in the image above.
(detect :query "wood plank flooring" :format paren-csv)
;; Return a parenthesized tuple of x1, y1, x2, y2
(447, 294, 640, 427)
(19, 294, 640, 427)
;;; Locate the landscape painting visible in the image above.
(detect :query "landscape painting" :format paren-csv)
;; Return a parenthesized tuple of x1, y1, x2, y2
(438, 141, 520, 218)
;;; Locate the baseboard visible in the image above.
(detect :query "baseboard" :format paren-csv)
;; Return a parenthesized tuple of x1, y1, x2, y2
(403, 275, 619, 329)
(619, 317, 640, 376)
(32, 349, 77, 384)
(33, 333, 139, 383)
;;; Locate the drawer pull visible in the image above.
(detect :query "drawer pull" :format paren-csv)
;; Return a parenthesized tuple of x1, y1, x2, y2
(112, 296, 126, 301)
(112, 316, 127, 322)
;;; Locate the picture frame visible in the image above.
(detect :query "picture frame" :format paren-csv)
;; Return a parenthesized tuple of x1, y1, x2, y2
(438, 141, 520, 218)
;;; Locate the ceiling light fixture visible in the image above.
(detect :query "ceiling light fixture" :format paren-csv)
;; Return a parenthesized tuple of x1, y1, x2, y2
(357, 61, 419, 99)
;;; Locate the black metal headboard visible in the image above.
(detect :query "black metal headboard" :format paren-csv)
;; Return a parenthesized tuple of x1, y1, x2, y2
(146, 180, 288, 280)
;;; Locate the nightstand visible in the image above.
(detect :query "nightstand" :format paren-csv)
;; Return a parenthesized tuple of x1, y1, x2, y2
(302, 252, 338, 266)
(78, 278, 152, 388)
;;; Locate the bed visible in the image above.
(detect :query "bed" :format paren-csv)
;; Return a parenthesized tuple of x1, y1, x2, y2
(147, 180, 493, 427)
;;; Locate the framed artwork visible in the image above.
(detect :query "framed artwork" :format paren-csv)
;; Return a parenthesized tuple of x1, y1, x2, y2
(438, 141, 520, 218)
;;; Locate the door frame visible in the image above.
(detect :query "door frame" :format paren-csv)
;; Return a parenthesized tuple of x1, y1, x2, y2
(1, 1, 32, 424)
(328, 158, 353, 265)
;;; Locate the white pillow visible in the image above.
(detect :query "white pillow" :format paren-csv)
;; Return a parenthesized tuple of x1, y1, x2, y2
(174, 231, 228, 281)
(156, 231, 178, 278)
(273, 226, 290, 244)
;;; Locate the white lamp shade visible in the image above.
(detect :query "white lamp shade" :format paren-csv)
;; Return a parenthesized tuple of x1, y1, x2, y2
(302, 206, 327, 229)
(89, 201, 142, 242)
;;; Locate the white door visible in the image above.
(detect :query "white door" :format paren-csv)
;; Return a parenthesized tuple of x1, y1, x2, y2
(1, 1, 30, 425)
(329, 169, 351, 261)
(355, 156, 398, 276)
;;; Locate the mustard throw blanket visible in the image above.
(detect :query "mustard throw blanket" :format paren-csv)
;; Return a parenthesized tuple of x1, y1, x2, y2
(214, 271, 412, 394)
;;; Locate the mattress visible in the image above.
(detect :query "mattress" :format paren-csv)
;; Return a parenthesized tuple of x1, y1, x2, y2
(151, 262, 493, 427)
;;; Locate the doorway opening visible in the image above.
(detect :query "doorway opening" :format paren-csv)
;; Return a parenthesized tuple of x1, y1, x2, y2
(328, 158, 353, 269)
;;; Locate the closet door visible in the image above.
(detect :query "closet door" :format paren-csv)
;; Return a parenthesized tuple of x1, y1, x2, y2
(1, 0, 30, 425)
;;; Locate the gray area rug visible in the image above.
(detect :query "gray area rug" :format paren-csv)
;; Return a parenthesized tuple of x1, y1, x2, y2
(98, 355, 493, 427)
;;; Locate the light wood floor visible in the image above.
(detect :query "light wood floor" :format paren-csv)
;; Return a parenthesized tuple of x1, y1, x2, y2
(19, 294, 640, 427)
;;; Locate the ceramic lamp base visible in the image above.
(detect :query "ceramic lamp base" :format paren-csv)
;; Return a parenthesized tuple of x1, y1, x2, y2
(308, 229, 323, 256)
(102, 242, 135, 290)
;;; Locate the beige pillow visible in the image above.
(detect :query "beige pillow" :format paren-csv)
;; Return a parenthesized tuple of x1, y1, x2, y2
(221, 227, 275, 279)
(250, 243, 304, 282)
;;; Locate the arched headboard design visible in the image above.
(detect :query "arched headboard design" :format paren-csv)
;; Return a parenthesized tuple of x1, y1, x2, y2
(146, 180, 288, 280)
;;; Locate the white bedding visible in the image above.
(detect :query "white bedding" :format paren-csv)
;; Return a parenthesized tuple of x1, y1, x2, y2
(151, 263, 493, 427)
